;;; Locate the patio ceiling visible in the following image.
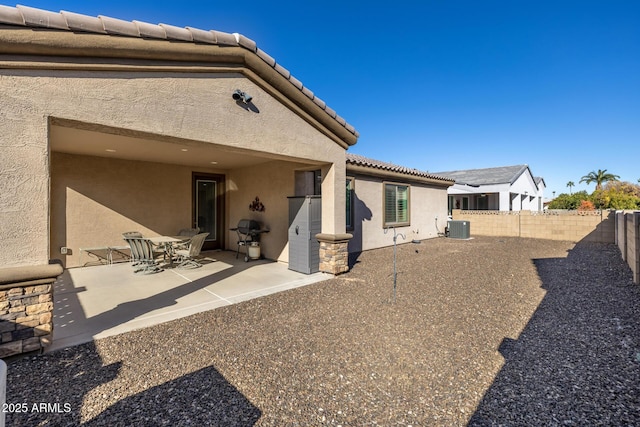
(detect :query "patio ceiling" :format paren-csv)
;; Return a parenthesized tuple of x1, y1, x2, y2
(50, 123, 299, 169)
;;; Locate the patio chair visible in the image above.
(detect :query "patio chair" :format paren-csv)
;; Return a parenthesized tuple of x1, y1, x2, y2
(123, 236, 162, 274)
(177, 227, 200, 238)
(174, 227, 200, 251)
(122, 232, 143, 265)
(122, 231, 165, 261)
(175, 232, 209, 268)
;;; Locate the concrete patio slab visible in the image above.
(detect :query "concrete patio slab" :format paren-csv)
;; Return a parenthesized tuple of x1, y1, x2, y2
(49, 250, 329, 352)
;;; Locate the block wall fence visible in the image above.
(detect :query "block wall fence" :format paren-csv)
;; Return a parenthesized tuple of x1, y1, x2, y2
(616, 211, 640, 285)
(452, 209, 640, 284)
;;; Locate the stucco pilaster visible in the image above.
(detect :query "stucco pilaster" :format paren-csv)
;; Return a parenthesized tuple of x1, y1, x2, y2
(321, 156, 347, 235)
(0, 108, 49, 267)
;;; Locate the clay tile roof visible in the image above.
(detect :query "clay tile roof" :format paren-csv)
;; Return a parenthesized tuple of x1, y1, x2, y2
(158, 22, 193, 41)
(346, 153, 455, 182)
(17, 5, 67, 29)
(0, 5, 358, 139)
(0, 5, 24, 25)
(60, 11, 106, 33)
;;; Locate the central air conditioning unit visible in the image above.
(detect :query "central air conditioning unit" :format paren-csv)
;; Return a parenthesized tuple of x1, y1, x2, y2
(447, 220, 470, 239)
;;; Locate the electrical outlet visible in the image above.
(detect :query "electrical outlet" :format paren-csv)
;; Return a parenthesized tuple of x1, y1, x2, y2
(60, 247, 68, 255)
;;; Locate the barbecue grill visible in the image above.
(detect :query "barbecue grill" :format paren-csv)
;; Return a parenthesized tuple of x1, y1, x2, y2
(231, 219, 269, 262)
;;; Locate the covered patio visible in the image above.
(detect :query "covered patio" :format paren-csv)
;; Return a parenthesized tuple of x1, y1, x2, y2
(1, 5, 358, 357)
(50, 250, 328, 352)
(49, 120, 331, 269)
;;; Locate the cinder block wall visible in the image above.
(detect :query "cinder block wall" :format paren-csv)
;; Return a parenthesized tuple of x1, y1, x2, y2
(617, 211, 627, 260)
(453, 211, 519, 237)
(453, 209, 640, 285)
(451, 210, 615, 243)
(623, 212, 640, 284)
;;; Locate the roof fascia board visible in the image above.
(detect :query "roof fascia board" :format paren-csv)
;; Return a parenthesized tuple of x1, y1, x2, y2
(347, 163, 454, 187)
(0, 27, 356, 147)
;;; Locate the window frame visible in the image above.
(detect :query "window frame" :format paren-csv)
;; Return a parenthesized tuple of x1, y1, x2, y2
(346, 177, 355, 231)
(382, 181, 410, 228)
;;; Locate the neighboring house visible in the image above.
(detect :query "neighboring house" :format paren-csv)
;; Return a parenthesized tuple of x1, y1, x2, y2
(345, 154, 455, 255)
(433, 165, 546, 212)
(0, 6, 358, 275)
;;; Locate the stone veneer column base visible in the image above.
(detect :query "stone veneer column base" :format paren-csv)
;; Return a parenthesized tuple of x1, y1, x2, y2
(316, 233, 352, 275)
(0, 263, 63, 358)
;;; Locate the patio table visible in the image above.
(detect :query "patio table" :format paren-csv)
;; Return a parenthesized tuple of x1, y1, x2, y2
(149, 236, 190, 268)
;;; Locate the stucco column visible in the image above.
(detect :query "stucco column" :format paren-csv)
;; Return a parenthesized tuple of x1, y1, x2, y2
(317, 158, 352, 274)
(320, 162, 346, 235)
(0, 111, 50, 267)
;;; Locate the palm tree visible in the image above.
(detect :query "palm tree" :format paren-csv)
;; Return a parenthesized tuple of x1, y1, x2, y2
(579, 169, 620, 190)
(566, 181, 575, 194)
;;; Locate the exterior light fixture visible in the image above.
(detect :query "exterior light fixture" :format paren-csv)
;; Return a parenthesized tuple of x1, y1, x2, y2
(232, 89, 253, 104)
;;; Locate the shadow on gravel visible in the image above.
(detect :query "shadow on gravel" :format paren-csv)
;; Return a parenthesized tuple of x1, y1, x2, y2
(468, 242, 640, 426)
(6, 341, 260, 426)
(83, 365, 261, 426)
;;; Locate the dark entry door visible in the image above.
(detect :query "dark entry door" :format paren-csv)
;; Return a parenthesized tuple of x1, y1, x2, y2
(193, 173, 225, 250)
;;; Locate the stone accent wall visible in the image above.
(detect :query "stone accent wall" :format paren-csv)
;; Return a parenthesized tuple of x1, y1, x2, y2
(316, 233, 352, 275)
(0, 263, 62, 358)
(0, 284, 53, 357)
(452, 210, 615, 243)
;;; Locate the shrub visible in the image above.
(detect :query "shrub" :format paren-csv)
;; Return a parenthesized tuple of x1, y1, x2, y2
(592, 186, 640, 209)
(547, 191, 590, 210)
(577, 200, 595, 211)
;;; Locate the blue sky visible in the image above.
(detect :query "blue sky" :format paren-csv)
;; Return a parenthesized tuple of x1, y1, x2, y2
(14, 1, 640, 197)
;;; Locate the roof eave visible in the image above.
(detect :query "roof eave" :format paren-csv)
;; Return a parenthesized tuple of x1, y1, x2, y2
(0, 26, 358, 148)
(346, 163, 455, 187)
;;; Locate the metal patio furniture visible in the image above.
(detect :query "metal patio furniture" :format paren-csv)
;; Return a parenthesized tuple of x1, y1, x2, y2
(174, 232, 209, 268)
(174, 227, 200, 251)
(123, 236, 162, 274)
(177, 227, 200, 238)
(122, 231, 143, 266)
(123, 231, 166, 262)
(148, 236, 190, 268)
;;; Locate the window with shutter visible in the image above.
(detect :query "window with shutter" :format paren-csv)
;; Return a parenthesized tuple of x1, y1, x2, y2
(383, 182, 410, 227)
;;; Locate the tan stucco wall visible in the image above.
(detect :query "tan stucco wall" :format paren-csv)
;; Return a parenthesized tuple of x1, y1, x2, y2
(0, 69, 346, 267)
(51, 153, 325, 267)
(51, 152, 219, 268)
(348, 174, 450, 253)
(227, 160, 319, 263)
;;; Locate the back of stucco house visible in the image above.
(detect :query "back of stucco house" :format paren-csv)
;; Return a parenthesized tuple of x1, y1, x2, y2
(0, 5, 362, 281)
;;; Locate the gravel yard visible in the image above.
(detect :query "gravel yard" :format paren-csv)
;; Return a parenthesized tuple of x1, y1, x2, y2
(6, 236, 640, 426)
